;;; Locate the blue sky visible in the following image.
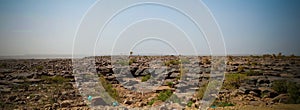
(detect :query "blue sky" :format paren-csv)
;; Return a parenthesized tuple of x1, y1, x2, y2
(204, 0, 300, 55)
(0, 0, 299, 56)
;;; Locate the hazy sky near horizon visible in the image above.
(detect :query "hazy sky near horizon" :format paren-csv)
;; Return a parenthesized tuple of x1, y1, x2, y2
(0, 0, 299, 56)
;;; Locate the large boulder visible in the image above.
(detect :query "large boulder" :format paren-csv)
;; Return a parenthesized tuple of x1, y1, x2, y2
(133, 67, 146, 76)
(97, 67, 112, 75)
(257, 77, 270, 85)
(272, 94, 289, 103)
(92, 97, 109, 106)
(259, 87, 278, 98)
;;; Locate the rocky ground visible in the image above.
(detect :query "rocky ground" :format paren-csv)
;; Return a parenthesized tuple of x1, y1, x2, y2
(0, 55, 300, 109)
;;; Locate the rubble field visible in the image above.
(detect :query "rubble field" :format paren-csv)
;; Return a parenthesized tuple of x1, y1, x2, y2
(0, 55, 299, 109)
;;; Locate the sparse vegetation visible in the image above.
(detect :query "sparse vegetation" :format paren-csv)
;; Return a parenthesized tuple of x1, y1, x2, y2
(147, 99, 155, 105)
(177, 64, 185, 80)
(187, 101, 193, 107)
(197, 81, 221, 100)
(141, 74, 151, 82)
(0, 102, 15, 109)
(196, 83, 208, 99)
(244, 70, 263, 76)
(116, 60, 129, 66)
(164, 59, 180, 66)
(147, 90, 174, 105)
(228, 56, 233, 62)
(272, 80, 288, 94)
(289, 54, 295, 58)
(180, 58, 190, 64)
(223, 73, 246, 90)
(11, 82, 30, 91)
(129, 58, 137, 65)
(41, 76, 69, 83)
(250, 55, 261, 58)
(287, 81, 300, 104)
(99, 76, 120, 102)
(277, 52, 283, 58)
(0, 63, 7, 68)
(166, 81, 174, 87)
(157, 90, 173, 101)
(272, 80, 300, 104)
(251, 62, 258, 66)
(2, 55, 300, 109)
(212, 101, 235, 107)
(237, 65, 245, 73)
(35, 65, 44, 71)
(262, 54, 272, 59)
(164, 61, 170, 66)
(116, 58, 137, 65)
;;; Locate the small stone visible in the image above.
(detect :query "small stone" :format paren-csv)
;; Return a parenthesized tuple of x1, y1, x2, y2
(87, 95, 92, 101)
(113, 101, 119, 107)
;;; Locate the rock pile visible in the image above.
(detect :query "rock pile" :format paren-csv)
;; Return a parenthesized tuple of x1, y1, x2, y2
(0, 55, 299, 109)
